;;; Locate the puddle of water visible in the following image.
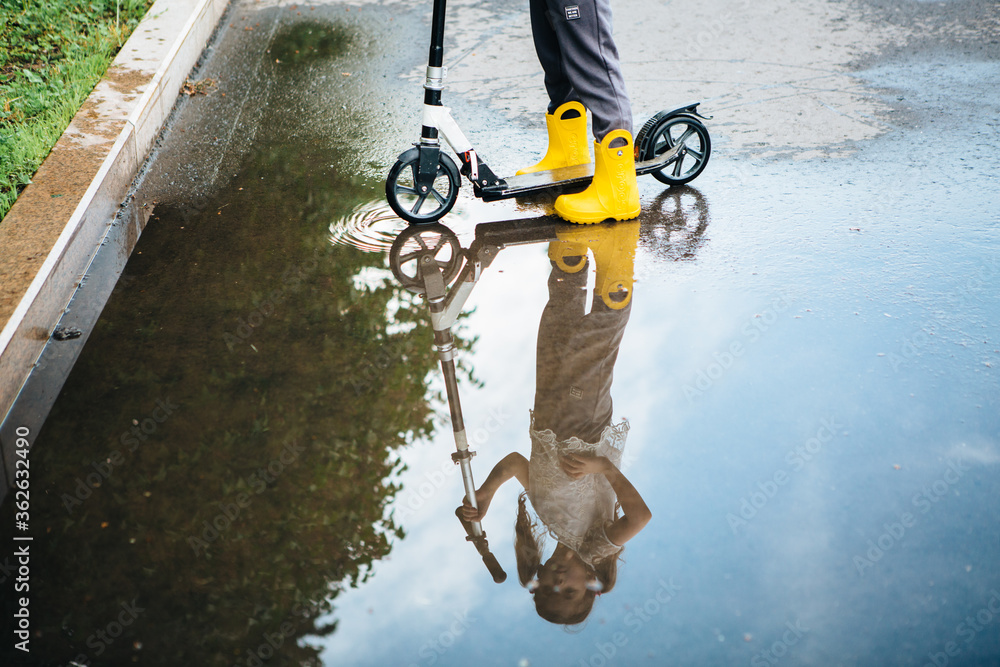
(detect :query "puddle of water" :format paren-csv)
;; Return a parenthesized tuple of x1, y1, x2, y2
(3, 4, 999, 667)
(329, 200, 408, 253)
(0, 10, 473, 666)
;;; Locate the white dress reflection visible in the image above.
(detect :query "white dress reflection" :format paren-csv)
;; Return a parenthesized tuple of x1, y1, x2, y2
(460, 222, 651, 626)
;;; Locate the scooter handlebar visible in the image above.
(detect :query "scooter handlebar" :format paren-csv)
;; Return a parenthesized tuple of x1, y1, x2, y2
(455, 507, 507, 583)
(482, 551, 507, 583)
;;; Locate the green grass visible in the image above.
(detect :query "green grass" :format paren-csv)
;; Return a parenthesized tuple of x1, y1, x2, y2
(0, 0, 155, 221)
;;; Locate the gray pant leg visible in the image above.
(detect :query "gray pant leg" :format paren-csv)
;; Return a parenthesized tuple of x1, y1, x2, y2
(528, 0, 633, 140)
(534, 258, 632, 443)
(530, 0, 575, 113)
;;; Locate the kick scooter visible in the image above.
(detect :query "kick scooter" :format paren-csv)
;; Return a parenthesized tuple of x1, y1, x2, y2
(385, 0, 712, 226)
(391, 219, 548, 584)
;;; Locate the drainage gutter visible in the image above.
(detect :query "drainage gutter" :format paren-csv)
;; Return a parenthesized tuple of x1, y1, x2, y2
(0, 0, 231, 497)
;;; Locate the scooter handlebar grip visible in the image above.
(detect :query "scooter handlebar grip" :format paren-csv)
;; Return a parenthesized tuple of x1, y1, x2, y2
(483, 552, 507, 583)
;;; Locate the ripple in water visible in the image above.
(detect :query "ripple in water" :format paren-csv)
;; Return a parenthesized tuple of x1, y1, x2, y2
(329, 200, 407, 253)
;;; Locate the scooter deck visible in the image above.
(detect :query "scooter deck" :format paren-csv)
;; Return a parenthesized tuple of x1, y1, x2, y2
(477, 143, 682, 202)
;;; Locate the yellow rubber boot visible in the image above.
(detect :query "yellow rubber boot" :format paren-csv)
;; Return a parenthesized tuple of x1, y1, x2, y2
(516, 101, 591, 175)
(552, 220, 641, 309)
(554, 129, 640, 225)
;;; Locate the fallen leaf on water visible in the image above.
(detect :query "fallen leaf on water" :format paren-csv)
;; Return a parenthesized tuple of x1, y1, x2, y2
(181, 78, 216, 96)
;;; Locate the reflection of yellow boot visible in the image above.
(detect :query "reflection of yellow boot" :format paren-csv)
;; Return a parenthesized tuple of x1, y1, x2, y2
(516, 102, 591, 175)
(548, 240, 589, 274)
(552, 220, 640, 309)
(554, 130, 640, 225)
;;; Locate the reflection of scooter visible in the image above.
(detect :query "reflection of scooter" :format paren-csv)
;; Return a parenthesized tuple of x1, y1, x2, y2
(384, 0, 711, 225)
(388, 217, 643, 582)
(389, 219, 560, 584)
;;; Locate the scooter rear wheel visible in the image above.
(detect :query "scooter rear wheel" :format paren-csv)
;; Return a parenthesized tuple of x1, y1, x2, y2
(386, 149, 460, 224)
(636, 113, 711, 186)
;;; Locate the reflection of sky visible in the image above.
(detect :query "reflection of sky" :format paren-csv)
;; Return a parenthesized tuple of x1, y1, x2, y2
(318, 154, 999, 664)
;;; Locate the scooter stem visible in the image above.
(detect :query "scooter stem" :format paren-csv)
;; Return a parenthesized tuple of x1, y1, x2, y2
(427, 0, 447, 71)
(430, 294, 484, 538)
(422, 0, 447, 146)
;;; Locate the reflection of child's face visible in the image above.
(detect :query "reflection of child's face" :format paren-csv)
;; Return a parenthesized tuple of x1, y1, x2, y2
(535, 548, 591, 605)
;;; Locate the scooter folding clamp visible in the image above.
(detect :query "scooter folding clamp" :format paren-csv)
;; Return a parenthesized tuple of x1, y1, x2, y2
(451, 449, 476, 463)
(434, 343, 455, 361)
(424, 65, 447, 91)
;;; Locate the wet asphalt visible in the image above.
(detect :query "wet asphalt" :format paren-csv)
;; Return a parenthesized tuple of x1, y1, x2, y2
(2, 0, 998, 665)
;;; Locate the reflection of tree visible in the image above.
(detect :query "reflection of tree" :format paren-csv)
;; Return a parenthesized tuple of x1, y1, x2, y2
(0, 105, 462, 667)
(269, 21, 353, 65)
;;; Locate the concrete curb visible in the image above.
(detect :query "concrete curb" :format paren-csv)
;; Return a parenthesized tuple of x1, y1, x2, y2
(0, 0, 231, 491)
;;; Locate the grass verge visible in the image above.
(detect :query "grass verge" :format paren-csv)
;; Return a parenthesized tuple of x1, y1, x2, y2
(1, 0, 155, 222)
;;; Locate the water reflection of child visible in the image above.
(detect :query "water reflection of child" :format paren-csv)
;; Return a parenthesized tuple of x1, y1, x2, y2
(460, 245, 650, 625)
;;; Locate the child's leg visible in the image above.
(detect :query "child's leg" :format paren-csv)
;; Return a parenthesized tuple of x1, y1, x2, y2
(529, 0, 576, 113)
(538, 0, 633, 140)
(534, 256, 631, 443)
(534, 254, 590, 411)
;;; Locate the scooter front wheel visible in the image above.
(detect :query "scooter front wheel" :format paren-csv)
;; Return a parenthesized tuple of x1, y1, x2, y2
(636, 113, 711, 186)
(386, 149, 460, 224)
(389, 224, 463, 295)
